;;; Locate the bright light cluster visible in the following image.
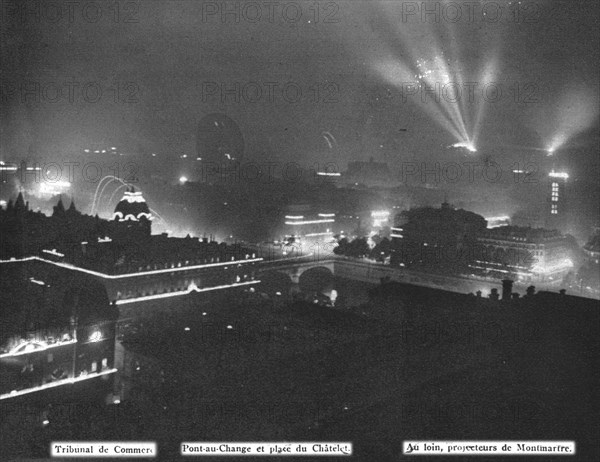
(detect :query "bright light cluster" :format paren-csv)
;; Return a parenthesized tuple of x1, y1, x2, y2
(0, 369, 117, 401)
(549, 171, 569, 179)
(450, 141, 477, 152)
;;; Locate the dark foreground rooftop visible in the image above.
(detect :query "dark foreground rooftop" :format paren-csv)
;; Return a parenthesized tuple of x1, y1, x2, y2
(1, 282, 598, 461)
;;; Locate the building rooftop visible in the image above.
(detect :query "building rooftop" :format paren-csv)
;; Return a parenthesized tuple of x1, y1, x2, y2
(398, 202, 487, 227)
(481, 226, 564, 242)
(0, 259, 118, 350)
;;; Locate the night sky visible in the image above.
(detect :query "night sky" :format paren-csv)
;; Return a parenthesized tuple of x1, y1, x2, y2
(1, 0, 598, 186)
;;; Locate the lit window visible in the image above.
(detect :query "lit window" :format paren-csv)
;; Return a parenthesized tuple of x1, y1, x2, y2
(102, 358, 108, 369)
(91, 361, 97, 372)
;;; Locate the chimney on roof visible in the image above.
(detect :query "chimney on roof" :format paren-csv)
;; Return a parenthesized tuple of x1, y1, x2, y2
(489, 288, 499, 301)
(502, 279, 514, 301)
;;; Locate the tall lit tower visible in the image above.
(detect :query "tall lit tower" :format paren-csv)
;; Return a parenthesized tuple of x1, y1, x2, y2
(546, 170, 568, 231)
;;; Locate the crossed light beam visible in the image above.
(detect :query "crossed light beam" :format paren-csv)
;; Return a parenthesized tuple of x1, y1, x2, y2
(544, 87, 599, 155)
(90, 176, 128, 216)
(369, 0, 506, 154)
(90, 176, 167, 225)
(369, 1, 598, 159)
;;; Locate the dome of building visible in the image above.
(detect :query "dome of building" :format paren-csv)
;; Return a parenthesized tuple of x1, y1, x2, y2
(113, 187, 153, 222)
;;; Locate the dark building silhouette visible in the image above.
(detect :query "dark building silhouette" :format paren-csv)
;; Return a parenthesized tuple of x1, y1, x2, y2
(390, 201, 487, 273)
(0, 193, 108, 260)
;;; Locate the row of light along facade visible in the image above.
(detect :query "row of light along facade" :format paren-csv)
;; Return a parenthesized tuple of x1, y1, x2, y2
(0, 322, 116, 401)
(281, 205, 336, 247)
(470, 227, 573, 284)
(0, 261, 117, 401)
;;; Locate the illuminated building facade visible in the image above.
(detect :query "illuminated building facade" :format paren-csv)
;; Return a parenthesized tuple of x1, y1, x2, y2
(280, 204, 336, 248)
(80, 185, 262, 304)
(36, 235, 262, 309)
(470, 226, 573, 284)
(546, 170, 568, 231)
(486, 215, 511, 229)
(371, 210, 390, 231)
(0, 260, 118, 402)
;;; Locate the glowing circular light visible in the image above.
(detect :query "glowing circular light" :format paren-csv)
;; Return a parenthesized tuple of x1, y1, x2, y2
(179, 176, 188, 184)
(227, 325, 233, 330)
(184, 327, 190, 331)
